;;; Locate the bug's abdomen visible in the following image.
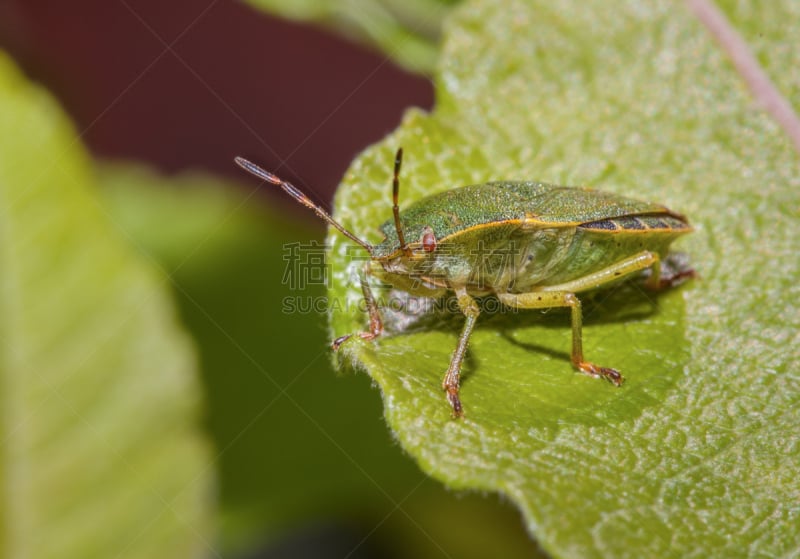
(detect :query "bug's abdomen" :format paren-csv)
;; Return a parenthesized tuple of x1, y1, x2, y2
(515, 213, 691, 291)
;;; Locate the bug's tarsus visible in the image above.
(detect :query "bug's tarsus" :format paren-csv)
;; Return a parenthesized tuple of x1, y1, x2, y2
(234, 156, 373, 255)
(576, 361, 625, 386)
(392, 148, 411, 257)
(648, 266, 697, 290)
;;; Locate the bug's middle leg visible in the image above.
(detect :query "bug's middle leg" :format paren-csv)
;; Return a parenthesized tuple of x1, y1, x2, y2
(496, 290, 624, 386)
(441, 287, 480, 417)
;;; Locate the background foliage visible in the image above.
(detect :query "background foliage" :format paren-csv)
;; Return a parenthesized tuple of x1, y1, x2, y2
(245, 0, 458, 73)
(0, 52, 212, 559)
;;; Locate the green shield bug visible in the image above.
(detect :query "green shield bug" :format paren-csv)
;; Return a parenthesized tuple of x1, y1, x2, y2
(235, 149, 694, 418)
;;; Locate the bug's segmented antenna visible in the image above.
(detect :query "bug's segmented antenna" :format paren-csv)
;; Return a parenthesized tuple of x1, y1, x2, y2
(392, 148, 411, 256)
(234, 157, 373, 254)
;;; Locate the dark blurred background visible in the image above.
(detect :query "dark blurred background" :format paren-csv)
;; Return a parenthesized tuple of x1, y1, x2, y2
(0, 0, 433, 196)
(0, 1, 544, 557)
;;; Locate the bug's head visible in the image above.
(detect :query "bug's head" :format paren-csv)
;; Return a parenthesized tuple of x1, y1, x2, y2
(373, 223, 441, 276)
(234, 156, 375, 256)
(364, 149, 443, 274)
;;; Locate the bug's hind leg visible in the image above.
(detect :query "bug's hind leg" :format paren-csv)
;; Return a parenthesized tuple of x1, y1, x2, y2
(496, 291, 624, 386)
(497, 250, 693, 386)
(441, 288, 481, 417)
(332, 267, 383, 350)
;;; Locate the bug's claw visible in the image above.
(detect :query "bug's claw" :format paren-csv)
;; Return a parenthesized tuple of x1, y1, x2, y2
(331, 330, 382, 351)
(577, 362, 625, 386)
(657, 268, 697, 289)
(331, 334, 352, 351)
(442, 367, 464, 418)
(445, 388, 464, 418)
(644, 269, 697, 291)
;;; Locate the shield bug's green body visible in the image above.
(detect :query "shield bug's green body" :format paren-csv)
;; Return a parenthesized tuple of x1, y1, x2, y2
(236, 150, 694, 417)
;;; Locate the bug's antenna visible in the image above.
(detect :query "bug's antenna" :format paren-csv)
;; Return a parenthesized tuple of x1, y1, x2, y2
(234, 157, 373, 254)
(392, 148, 411, 257)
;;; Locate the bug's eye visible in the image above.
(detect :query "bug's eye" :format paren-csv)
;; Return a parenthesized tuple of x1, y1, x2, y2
(421, 226, 437, 253)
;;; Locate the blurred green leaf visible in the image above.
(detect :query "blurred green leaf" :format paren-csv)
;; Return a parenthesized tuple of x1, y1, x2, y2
(0, 53, 212, 558)
(244, 0, 459, 73)
(327, 1, 800, 557)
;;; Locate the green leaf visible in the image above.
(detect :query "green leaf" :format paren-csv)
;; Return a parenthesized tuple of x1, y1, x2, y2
(327, 1, 800, 557)
(0, 53, 213, 558)
(244, 0, 459, 73)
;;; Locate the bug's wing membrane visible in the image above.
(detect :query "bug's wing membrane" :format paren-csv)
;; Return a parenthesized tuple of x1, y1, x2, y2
(525, 186, 681, 225)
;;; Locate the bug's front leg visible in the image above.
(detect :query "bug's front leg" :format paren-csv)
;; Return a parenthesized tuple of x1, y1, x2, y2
(441, 287, 480, 417)
(332, 265, 383, 350)
(496, 291, 624, 386)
